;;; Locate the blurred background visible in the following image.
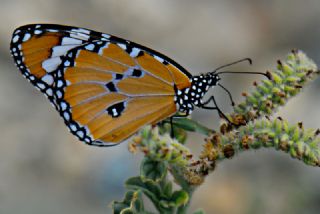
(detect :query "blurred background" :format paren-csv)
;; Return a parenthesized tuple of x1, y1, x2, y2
(1, 0, 320, 213)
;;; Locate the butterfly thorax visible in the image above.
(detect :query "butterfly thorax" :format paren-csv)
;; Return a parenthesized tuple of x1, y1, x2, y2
(174, 73, 220, 115)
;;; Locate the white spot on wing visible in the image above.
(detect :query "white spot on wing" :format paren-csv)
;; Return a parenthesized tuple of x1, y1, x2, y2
(70, 32, 90, 41)
(52, 45, 78, 57)
(118, 43, 127, 50)
(64, 112, 70, 120)
(37, 83, 46, 90)
(56, 90, 63, 99)
(154, 55, 164, 63)
(70, 124, 77, 131)
(64, 60, 70, 66)
(73, 28, 90, 34)
(42, 74, 54, 85)
(61, 37, 82, 45)
(102, 33, 110, 39)
(42, 57, 62, 73)
(85, 44, 95, 51)
(22, 33, 31, 42)
(130, 48, 140, 57)
(77, 130, 84, 138)
(57, 80, 64, 88)
(46, 88, 53, 96)
(34, 30, 42, 35)
(112, 108, 118, 116)
(12, 35, 19, 43)
(60, 102, 67, 111)
(48, 29, 58, 33)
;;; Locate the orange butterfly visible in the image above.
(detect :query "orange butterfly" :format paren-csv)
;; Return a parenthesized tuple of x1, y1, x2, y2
(10, 24, 248, 146)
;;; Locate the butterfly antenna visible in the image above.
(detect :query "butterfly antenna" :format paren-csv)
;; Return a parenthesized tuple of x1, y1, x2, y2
(215, 70, 270, 79)
(218, 83, 235, 106)
(212, 58, 252, 73)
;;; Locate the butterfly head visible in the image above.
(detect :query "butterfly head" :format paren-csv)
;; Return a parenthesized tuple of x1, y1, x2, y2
(174, 72, 221, 115)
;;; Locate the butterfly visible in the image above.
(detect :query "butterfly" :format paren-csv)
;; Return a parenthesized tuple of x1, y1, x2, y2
(10, 24, 254, 147)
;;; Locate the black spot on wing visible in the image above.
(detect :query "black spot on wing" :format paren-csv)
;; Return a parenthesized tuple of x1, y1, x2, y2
(105, 82, 117, 92)
(124, 44, 132, 54)
(106, 102, 125, 117)
(115, 74, 123, 80)
(132, 69, 143, 77)
(137, 51, 144, 57)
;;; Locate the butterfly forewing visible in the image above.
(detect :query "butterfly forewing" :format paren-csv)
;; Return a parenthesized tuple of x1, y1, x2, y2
(10, 24, 97, 105)
(10, 24, 192, 146)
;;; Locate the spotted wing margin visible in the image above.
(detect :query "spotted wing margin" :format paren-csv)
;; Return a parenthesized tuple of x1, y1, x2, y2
(56, 41, 178, 146)
(10, 24, 103, 105)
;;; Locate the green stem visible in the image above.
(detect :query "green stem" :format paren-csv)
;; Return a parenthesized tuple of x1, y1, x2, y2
(170, 165, 197, 214)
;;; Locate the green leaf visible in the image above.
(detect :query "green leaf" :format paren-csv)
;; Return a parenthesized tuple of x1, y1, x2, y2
(158, 122, 188, 144)
(171, 190, 189, 206)
(163, 181, 173, 198)
(112, 190, 144, 214)
(140, 158, 167, 182)
(156, 190, 189, 212)
(125, 176, 161, 205)
(172, 117, 212, 136)
(173, 126, 188, 144)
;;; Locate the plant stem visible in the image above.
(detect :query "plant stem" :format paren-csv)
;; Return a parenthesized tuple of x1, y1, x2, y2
(170, 165, 197, 214)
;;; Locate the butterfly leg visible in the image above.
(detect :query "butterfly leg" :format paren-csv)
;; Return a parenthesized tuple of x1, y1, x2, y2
(170, 117, 174, 137)
(200, 96, 235, 125)
(168, 114, 188, 138)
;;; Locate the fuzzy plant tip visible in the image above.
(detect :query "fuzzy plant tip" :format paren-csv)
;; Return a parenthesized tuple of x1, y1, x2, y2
(228, 50, 319, 128)
(128, 126, 193, 168)
(200, 118, 320, 167)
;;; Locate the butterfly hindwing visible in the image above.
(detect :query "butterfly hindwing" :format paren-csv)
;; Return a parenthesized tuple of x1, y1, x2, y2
(56, 41, 178, 146)
(10, 24, 192, 146)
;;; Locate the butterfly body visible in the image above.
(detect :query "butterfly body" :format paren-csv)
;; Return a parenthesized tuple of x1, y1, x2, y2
(176, 74, 221, 115)
(10, 24, 220, 146)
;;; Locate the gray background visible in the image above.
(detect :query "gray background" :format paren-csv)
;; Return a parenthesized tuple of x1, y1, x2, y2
(1, 0, 320, 213)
